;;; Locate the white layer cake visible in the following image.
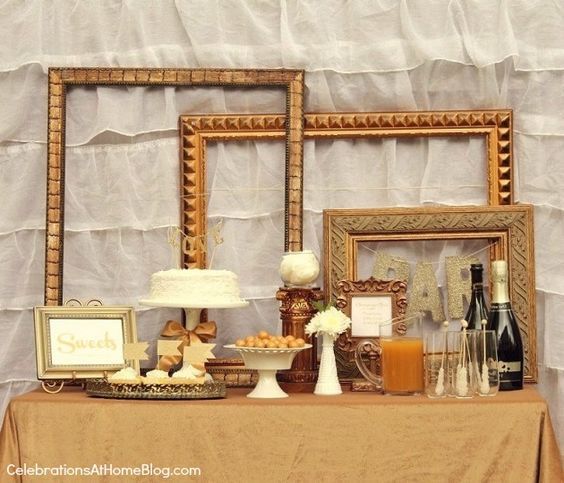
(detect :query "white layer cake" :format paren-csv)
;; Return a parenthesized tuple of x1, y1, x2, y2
(143, 269, 246, 306)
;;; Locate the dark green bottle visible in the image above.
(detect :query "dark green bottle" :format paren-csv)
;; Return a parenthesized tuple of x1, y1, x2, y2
(464, 263, 489, 331)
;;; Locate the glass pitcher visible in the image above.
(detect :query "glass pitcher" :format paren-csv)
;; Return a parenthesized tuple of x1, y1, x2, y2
(354, 313, 424, 395)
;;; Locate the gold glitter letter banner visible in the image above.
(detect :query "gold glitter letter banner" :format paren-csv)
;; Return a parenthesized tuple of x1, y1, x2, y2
(372, 251, 410, 282)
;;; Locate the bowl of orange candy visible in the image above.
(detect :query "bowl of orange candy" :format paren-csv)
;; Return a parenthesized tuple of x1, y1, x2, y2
(234, 331, 306, 349)
(225, 331, 312, 399)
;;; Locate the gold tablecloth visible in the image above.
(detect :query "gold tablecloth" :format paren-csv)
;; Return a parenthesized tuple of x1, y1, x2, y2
(0, 387, 561, 482)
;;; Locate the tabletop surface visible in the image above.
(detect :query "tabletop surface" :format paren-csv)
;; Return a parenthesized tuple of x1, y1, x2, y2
(15, 384, 547, 406)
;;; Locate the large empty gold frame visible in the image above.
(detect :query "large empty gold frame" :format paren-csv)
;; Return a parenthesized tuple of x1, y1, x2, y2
(323, 205, 537, 382)
(45, 68, 305, 305)
(179, 110, 512, 268)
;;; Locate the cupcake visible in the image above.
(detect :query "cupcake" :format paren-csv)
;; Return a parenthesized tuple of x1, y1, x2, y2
(170, 365, 206, 385)
(141, 369, 171, 385)
(108, 367, 142, 385)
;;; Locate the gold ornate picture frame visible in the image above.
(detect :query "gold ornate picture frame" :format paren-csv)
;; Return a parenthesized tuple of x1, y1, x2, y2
(335, 278, 408, 390)
(336, 278, 407, 342)
(323, 205, 537, 382)
(45, 67, 305, 305)
(34, 305, 138, 381)
(179, 109, 513, 267)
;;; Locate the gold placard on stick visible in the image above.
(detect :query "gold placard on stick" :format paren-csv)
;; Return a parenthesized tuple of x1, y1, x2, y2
(123, 342, 149, 361)
(184, 344, 216, 365)
(157, 340, 182, 357)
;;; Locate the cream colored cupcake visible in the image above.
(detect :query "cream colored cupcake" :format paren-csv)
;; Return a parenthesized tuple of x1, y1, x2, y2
(108, 367, 142, 385)
(170, 365, 205, 385)
(141, 369, 171, 385)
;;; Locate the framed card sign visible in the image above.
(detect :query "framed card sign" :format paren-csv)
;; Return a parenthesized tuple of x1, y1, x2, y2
(34, 305, 138, 380)
(350, 294, 394, 338)
(335, 278, 407, 352)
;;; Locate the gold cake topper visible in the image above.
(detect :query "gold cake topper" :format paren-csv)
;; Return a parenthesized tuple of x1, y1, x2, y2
(167, 220, 224, 268)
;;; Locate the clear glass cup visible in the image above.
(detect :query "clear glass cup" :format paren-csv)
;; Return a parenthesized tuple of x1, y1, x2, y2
(424, 331, 449, 398)
(447, 331, 475, 399)
(469, 330, 499, 397)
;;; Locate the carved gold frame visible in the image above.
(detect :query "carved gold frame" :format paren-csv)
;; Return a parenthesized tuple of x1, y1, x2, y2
(179, 110, 513, 267)
(45, 67, 305, 305)
(336, 277, 407, 351)
(323, 205, 537, 382)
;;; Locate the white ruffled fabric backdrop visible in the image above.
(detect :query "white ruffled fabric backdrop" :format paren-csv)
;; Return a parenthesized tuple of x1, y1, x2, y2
(1, 0, 563, 458)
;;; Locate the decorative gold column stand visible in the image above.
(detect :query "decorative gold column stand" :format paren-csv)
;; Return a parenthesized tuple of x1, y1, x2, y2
(276, 287, 323, 392)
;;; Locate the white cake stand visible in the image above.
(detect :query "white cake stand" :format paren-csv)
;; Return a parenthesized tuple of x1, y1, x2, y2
(138, 299, 248, 331)
(224, 344, 312, 398)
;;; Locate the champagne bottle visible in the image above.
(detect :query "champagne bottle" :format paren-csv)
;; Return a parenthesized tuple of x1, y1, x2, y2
(487, 260, 523, 390)
(464, 263, 489, 331)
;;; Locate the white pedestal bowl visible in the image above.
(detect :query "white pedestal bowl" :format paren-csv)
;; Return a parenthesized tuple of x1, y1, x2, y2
(224, 344, 312, 398)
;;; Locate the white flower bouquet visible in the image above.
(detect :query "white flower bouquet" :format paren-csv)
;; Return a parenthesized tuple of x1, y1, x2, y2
(305, 305, 351, 339)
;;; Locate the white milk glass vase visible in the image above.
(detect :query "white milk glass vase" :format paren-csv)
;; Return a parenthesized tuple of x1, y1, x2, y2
(314, 332, 342, 395)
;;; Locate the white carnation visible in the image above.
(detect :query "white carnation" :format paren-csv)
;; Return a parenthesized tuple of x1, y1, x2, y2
(305, 306, 351, 338)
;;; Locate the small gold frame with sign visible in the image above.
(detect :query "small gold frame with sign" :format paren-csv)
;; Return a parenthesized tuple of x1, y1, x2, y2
(335, 278, 408, 392)
(34, 305, 138, 386)
(335, 277, 408, 353)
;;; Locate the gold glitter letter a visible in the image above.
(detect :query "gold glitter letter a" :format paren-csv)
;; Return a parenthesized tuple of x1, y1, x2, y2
(406, 262, 445, 323)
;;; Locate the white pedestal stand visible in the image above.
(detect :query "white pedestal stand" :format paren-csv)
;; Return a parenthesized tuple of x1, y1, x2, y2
(224, 344, 312, 398)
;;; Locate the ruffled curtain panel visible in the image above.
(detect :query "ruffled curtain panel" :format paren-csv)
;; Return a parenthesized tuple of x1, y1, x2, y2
(0, 0, 563, 458)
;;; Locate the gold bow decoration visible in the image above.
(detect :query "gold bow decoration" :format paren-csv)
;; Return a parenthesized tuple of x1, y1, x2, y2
(157, 319, 217, 371)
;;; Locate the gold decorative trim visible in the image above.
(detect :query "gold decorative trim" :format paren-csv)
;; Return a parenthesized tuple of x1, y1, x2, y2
(206, 364, 258, 387)
(179, 110, 512, 267)
(45, 67, 305, 305)
(323, 205, 537, 383)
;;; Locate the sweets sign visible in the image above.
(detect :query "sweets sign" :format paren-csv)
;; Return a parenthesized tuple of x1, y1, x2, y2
(372, 251, 481, 322)
(33, 305, 138, 381)
(50, 319, 122, 364)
